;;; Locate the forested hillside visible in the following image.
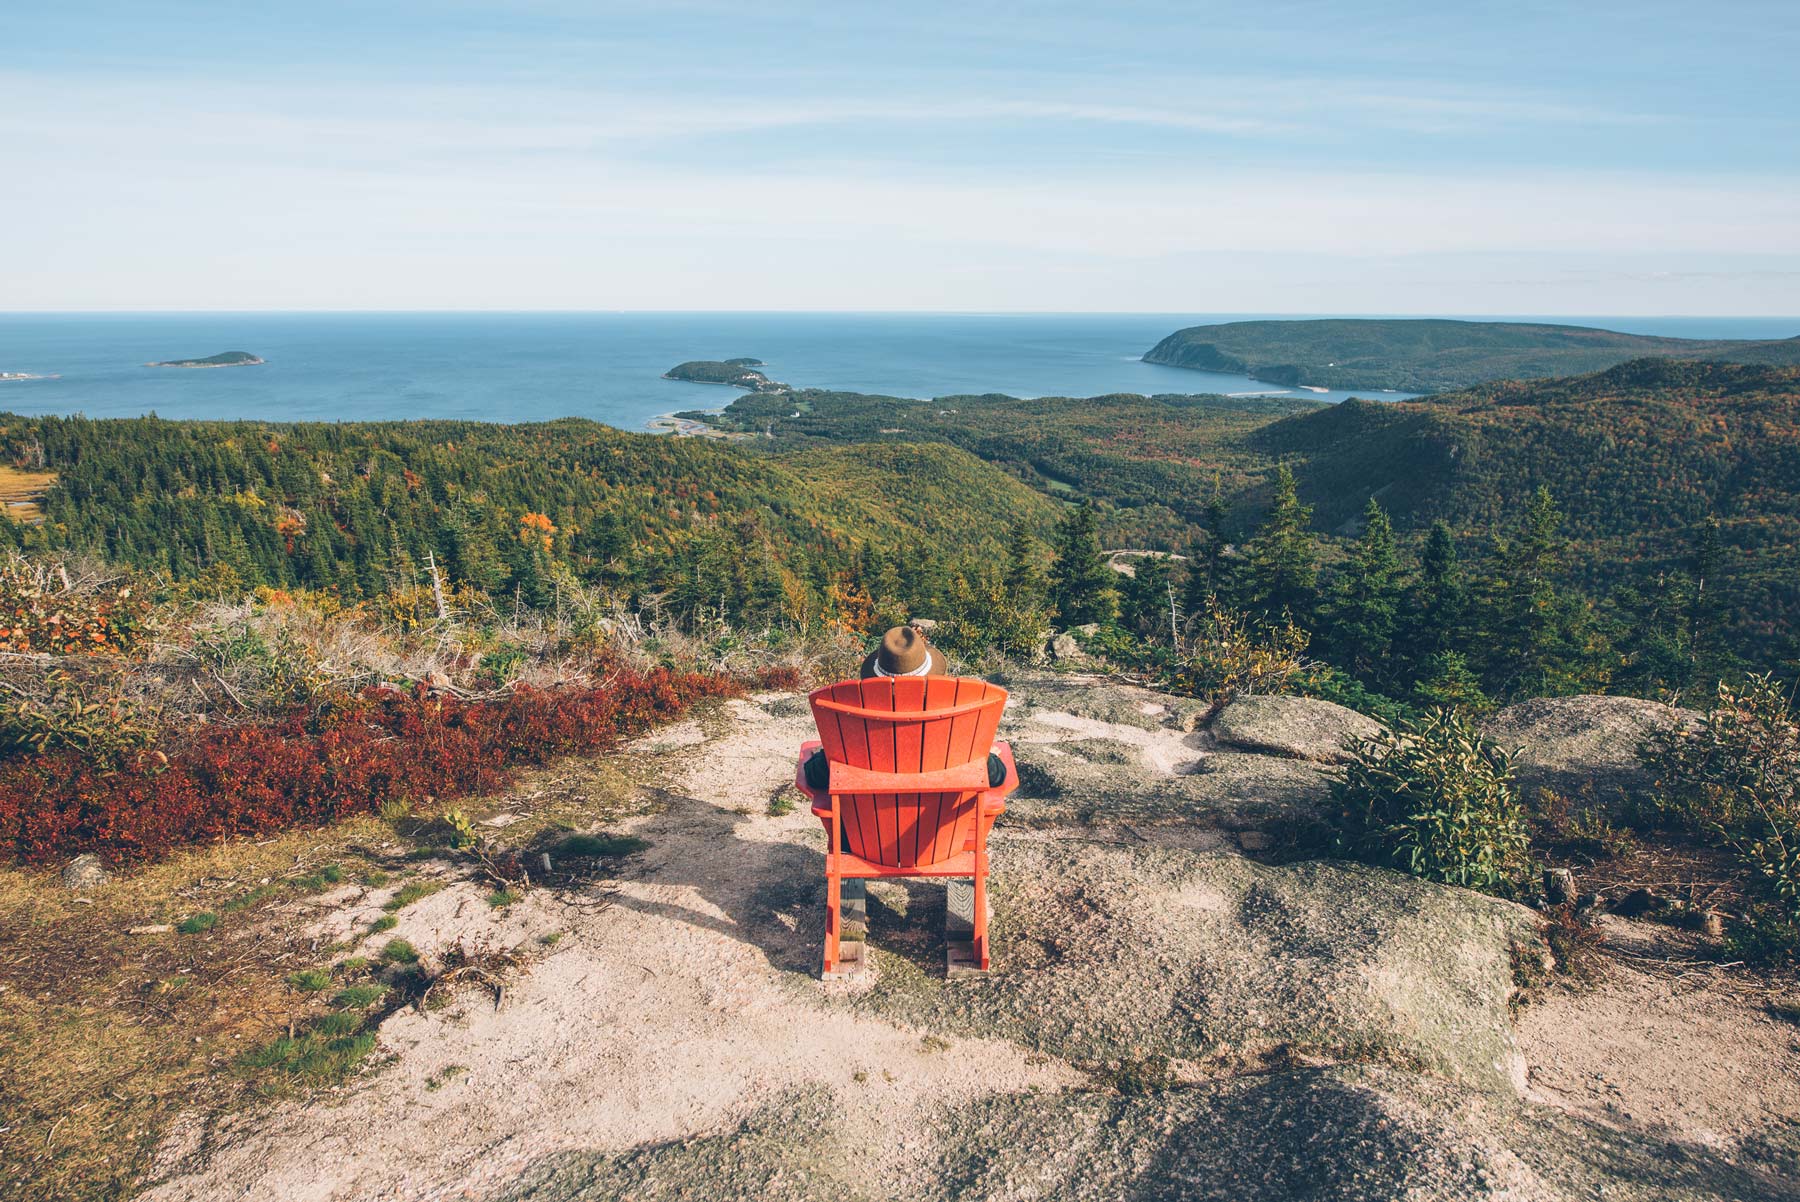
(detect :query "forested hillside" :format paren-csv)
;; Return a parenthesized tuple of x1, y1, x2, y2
(688, 387, 1320, 546)
(1254, 360, 1800, 644)
(1143, 318, 1800, 392)
(685, 360, 1800, 679)
(0, 413, 1057, 632)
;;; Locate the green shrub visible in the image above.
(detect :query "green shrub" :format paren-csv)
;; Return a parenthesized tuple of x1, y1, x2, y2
(1647, 674, 1800, 955)
(442, 808, 478, 850)
(1165, 597, 1308, 710)
(1334, 708, 1532, 896)
(0, 669, 159, 768)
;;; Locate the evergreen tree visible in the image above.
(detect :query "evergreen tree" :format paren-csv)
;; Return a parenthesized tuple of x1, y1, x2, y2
(1326, 498, 1402, 682)
(1243, 464, 1317, 624)
(1047, 503, 1117, 627)
(1002, 519, 1049, 607)
(1479, 486, 1612, 698)
(1119, 553, 1177, 641)
(1411, 650, 1492, 713)
(1184, 479, 1236, 619)
(1399, 520, 1466, 680)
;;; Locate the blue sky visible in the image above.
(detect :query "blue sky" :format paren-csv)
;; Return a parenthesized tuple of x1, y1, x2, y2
(4, 1, 1797, 312)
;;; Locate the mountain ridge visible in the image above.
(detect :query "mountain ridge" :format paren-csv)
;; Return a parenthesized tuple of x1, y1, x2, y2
(1143, 318, 1800, 392)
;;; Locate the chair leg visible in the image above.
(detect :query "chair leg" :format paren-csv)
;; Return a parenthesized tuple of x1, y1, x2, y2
(973, 866, 990, 971)
(824, 867, 841, 977)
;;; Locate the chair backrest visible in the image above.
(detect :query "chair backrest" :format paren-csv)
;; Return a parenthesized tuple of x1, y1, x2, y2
(808, 676, 1008, 869)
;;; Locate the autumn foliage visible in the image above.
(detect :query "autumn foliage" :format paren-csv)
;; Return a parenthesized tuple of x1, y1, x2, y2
(0, 557, 150, 656)
(0, 661, 746, 866)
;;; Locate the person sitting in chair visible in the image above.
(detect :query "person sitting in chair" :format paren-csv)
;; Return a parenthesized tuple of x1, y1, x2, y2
(859, 623, 939, 679)
(803, 625, 1007, 792)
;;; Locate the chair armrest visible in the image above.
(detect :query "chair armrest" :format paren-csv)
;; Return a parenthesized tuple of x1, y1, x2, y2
(795, 741, 827, 806)
(980, 741, 1018, 812)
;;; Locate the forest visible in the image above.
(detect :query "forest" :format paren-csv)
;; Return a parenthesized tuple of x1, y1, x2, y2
(687, 359, 1800, 677)
(1141, 317, 1800, 392)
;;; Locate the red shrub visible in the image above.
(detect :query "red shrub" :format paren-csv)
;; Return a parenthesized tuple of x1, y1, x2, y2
(0, 660, 746, 866)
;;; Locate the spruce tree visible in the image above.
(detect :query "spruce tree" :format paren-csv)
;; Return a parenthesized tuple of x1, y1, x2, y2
(1326, 498, 1402, 682)
(1185, 479, 1236, 617)
(1002, 520, 1049, 607)
(1400, 520, 1466, 679)
(1048, 503, 1117, 627)
(1120, 553, 1177, 641)
(1481, 486, 1612, 698)
(1243, 464, 1317, 624)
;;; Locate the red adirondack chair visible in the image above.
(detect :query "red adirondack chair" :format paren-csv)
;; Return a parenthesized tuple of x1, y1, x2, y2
(794, 676, 1016, 976)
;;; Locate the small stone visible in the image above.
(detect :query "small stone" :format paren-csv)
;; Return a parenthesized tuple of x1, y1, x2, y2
(1542, 868, 1576, 906)
(1698, 911, 1724, 939)
(1610, 887, 1667, 918)
(1237, 831, 1272, 853)
(128, 924, 173, 935)
(539, 853, 553, 874)
(426, 670, 453, 690)
(1049, 633, 1082, 661)
(63, 853, 109, 892)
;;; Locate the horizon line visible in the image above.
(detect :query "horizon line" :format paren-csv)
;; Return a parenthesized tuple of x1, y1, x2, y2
(3, 309, 1797, 321)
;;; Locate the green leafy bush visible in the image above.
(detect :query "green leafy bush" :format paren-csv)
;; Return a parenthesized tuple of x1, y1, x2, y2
(1166, 596, 1309, 710)
(1647, 674, 1800, 957)
(1334, 709, 1532, 896)
(0, 670, 159, 768)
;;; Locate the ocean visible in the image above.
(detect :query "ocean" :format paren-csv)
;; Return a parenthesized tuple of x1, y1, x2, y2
(1, 312, 1795, 430)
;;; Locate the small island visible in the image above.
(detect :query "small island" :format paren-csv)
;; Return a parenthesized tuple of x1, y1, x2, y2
(663, 359, 787, 392)
(146, 350, 265, 369)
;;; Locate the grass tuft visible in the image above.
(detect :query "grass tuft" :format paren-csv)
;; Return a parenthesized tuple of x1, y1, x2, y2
(369, 914, 398, 934)
(330, 984, 389, 1009)
(238, 1018, 376, 1092)
(485, 888, 520, 908)
(286, 968, 333, 992)
(292, 863, 345, 892)
(380, 938, 419, 966)
(554, 833, 648, 859)
(176, 912, 219, 935)
(383, 879, 444, 912)
(221, 884, 279, 913)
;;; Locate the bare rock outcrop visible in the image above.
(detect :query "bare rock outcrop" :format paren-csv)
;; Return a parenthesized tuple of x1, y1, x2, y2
(1480, 695, 1698, 800)
(1208, 694, 1382, 764)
